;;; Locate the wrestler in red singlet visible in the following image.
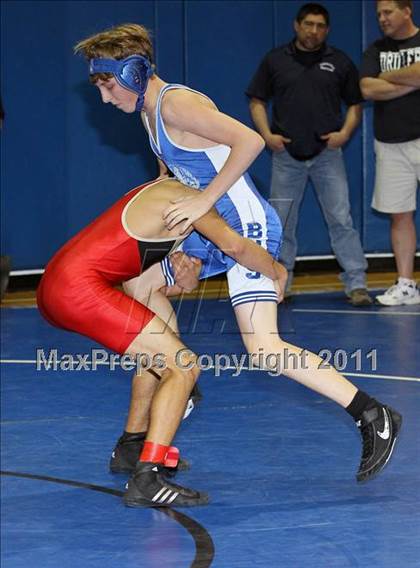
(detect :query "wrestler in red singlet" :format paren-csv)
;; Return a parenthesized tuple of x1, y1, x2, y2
(37, 182, 157, 354)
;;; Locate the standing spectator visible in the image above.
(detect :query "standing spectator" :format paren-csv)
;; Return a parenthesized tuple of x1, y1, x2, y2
(247, 3, 372, 306)
(360, 0, 420, 305)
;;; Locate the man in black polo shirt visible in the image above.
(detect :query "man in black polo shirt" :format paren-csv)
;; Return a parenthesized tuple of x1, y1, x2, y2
(360, 0, 420, 306)
(247, 2, 371, 306)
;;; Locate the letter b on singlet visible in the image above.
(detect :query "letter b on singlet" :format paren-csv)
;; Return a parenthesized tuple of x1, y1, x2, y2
(246, 223, 263, 239)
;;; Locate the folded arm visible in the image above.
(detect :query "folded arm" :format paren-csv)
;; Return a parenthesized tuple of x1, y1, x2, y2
(379, 62, 420, 87)
(360, 76, 417, 100)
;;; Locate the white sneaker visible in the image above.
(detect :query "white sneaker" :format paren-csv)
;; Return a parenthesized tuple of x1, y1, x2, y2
(376, 278, 420, 306)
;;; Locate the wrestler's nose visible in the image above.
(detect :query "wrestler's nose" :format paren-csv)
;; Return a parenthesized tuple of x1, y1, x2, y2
(99, 87, 112, 104)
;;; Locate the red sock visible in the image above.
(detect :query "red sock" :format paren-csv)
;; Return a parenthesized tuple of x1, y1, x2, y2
(139, 441, 179, 467)
(140, 441, 168, 464)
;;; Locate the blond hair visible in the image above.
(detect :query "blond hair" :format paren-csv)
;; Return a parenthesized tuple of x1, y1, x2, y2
(74, 23, 154, 82)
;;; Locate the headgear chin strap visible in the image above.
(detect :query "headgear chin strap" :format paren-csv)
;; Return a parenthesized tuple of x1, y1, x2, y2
(89, 55, 153, 111)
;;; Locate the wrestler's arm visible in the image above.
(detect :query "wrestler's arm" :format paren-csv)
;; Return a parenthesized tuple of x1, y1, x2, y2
(192, 208, 286, 284)
(162, 90, 265, 231)
(123, 182, 285, 298)
(125, 205, 286, 298)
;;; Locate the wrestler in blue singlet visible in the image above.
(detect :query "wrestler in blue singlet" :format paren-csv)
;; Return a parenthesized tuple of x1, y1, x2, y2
(144, 84, 283, 307)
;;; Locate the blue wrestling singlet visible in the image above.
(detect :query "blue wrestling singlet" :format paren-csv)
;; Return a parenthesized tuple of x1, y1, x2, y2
(144, 84, 283, 307)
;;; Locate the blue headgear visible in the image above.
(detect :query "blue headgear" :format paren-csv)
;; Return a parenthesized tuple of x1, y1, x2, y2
(89, 55, 153, 111)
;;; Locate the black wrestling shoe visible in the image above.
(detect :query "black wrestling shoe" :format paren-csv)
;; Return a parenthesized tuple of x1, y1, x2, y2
(123, 461, 209, 508)
(110, 435, 190, 476)
(356, 404, 402, 483)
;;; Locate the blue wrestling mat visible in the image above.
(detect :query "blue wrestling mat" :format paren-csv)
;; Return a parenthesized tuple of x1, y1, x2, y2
(1, 293, 420, 568)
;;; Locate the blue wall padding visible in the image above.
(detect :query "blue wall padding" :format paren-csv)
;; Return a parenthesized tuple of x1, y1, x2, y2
(1, 0, 419, 268)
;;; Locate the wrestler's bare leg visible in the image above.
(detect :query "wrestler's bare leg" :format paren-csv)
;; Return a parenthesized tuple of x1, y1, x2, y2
(122, 264, 180, 434)
(121, 313, 208, 507)
(233, 301, 402, 483)
(110, 260, 199, 476)
(234, 301, 357, 406)
(124, 315, 197, 445)
(123, 370, 158, 434)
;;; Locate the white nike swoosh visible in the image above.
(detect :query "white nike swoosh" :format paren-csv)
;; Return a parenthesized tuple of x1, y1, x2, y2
(377, 408, 390, 440)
